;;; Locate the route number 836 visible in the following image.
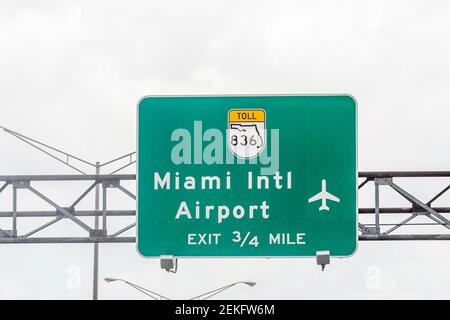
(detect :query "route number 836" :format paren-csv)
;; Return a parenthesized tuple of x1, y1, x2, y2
(230, 134, 258, 146)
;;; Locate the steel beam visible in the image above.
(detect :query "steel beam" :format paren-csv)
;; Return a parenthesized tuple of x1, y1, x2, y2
(0, 235, 449, 243)
(358, 207, 450, 214)
(359, 234, 450, 241)
(359, 171, 450, 178)
(0, 174, 135, 182)
(0, 210, 135, 218)
(0, 237, 136, 244)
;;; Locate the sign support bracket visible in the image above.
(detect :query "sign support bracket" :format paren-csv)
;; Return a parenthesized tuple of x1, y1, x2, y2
(316, 251, 330, 271)
(160, 255, 178, 273)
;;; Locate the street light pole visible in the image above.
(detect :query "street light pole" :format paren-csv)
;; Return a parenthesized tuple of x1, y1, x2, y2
(104, 277, 171, 300)
(104, 277, 256, 300)
(189, 281, 257, 300)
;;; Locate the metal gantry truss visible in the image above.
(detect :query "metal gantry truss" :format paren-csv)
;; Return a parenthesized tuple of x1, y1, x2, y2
(0, 172, 449, 244)
(0, 174, 136, 243)
(358, 171, 450, 240)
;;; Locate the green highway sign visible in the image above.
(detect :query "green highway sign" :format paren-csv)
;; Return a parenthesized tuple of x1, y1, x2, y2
(137, 95, 357, 257)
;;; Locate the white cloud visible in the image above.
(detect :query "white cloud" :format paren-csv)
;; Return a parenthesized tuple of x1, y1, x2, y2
(0, 0, 449, 299)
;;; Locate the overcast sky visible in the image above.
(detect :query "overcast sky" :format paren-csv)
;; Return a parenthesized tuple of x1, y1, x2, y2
(1, 0, 450, 299)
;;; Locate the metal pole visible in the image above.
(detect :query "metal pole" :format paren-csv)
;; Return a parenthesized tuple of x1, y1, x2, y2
(12, 186, 17, 235)
(93, 162, 100, 300)
(375, 180, 380, 235)
(102, 186, 107, 231)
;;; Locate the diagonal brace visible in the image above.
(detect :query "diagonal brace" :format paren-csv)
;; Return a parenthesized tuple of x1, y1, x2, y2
(112, 223, 136, 237)
(427, 184, 450, 206)
(0, 182, 8, 194)
(23, 217, 62, 238)
(389, 181, 450, 229)
(383, 214, 417, 235)
(358, 178, 370, 190)
(117, 185, 136, 200)
(27, 185, 93, 233)
(69, 181, 98, 210)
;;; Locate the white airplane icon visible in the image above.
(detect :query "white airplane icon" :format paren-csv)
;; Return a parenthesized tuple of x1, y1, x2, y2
(308, 179, 340, 211)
